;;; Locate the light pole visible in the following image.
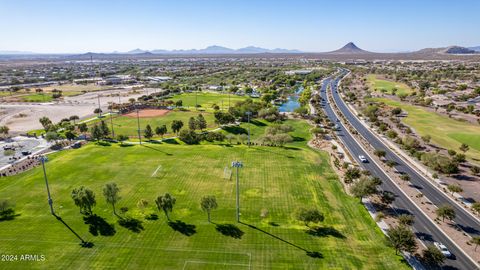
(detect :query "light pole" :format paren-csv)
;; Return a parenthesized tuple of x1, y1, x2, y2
(109, 107, 115, 138)
(136, 104, 142, 145)
(231, 161, 243, 223)
(246, 111, 252, 147)
(39, 156, 54, 215)
(97, 94, 101, 118)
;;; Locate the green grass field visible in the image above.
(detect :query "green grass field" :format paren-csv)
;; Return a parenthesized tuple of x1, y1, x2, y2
(370, 97, 480, 163)
(92, 111, 217, 139)
(367, 74, 412, 96)
(168, 92, 249, 111)
(19, 93, 54, 102)
(0, 120, 407, 269)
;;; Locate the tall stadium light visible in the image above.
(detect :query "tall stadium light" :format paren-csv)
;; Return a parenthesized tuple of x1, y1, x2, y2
(231, 161, 243, 222)
(195, 90, 198, 111)
(39, 156, 54, 215)
(246, 111, 252, 147)
(136, 104, 142, 145)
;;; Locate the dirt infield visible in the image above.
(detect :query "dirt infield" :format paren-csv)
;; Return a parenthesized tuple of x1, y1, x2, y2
(124, 109, 170, 118)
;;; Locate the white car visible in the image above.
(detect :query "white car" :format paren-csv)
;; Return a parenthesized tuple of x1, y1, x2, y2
(434, 242, 452, 258)
(358, 155, 368, 163)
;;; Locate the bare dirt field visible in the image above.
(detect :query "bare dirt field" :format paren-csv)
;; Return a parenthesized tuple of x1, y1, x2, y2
(123, 109, 170, 118)
(0, 88, 150, 134)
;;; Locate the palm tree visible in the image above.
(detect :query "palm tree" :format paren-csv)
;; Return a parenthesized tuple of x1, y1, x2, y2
(103, 182, 121, 215)
(155, 193, 176, 221)
(200, 196, 218, 222)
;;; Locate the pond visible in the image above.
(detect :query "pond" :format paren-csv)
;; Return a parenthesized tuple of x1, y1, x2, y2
(278, 86, 304, 112)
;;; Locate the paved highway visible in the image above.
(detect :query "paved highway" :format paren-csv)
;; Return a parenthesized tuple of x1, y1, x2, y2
(318, 73, 479, 270)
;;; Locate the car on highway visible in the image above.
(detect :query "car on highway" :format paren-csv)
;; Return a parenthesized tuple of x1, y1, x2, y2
(434, 242, 452, 258)
(358, 155, 368, 163)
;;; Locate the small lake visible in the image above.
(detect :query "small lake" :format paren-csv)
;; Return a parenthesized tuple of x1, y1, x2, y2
(278, 86, 304, 112)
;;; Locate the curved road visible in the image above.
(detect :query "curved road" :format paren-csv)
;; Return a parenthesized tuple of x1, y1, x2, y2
(318, 72, 479, 270)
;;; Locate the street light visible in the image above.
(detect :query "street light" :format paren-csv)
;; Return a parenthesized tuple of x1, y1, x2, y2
(231, 161, 243, 222)
(39, 156, 54, 215)
(245, 111, 252, 147)
(135, 104, 142, 145)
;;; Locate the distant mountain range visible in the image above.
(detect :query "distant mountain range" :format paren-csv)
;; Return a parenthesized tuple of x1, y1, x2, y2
(122, 45, 303, 55)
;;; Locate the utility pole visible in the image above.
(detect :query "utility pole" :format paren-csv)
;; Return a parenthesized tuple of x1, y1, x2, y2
(195, 90, 198, 110)
(136, 104, 142, 145)
(246, 111, 251, 147)
(40, 156, 54, 215)
(231, 161, 243, 222)
(118, 91, 121, 104)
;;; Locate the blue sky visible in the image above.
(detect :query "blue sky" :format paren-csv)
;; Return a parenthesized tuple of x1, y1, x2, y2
(1, 0, 479, 53)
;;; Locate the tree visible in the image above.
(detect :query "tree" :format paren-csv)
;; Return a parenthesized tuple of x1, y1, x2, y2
(344, 167, 361, 183)
(39, 116, 53, 131)
(144, 124, 154, 140)
(155, 125, 167, 139)
(65, 130, 76, 141)
(103, 182, 121, 215)
(380, 190, 396, 205)
(374, 149, 386, 159)
(459, 143, 469, 153)
(226, 134, 235, 144)
(155, 193, 176, 221)
(350, 177, 380, 201)
(422, 245, 445, 266)
(45, 131, 60, 143)
(214, 111, 235, 125)
(200, 195, 218, 222)
(99, 120, 110, 138)
(470, 236, 480, 251)
(0, 125, 9, 138)
(71, 186, 96, 215)
(116, 134, 129, 145)
(78, 122, 88, 136)
(137, 199, 149, 213)
(175, 100, 183, 107)
(295, 208, 324, 227)
(188, 117, 197, 130)
(447, 184, 463, 195)
(472, 202, 480, 215)
(171, 120, 184, 135)
(421, 135, 431, 144)
(69, 115, 80, 125)
(387, 225, 417, 254)
(398, 214, 415, 226)
(196, 114, 207, 130)
(178, 129, 201, 144)
(471, 166, 480, 176)
(91, 124, 102, 141)
(0, 199, 15, 220)
(436, 205, 455, 222)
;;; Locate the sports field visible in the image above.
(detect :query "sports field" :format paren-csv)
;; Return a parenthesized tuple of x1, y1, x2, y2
(168, 92, 248, 110)
(367, 74, 412, 96)
(371, 97, 480, 163)
(0, 120, 407, 269)
(94, 110, 216, 138)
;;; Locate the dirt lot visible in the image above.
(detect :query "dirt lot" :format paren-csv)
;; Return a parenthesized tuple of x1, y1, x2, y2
(123, 109, 170, 118)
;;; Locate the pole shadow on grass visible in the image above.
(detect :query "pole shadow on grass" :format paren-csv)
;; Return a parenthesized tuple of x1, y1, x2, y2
(168, 220, 196, 236)
(52, 213, 93, 248)
(83, 214, 116, 237)
(213, 223, 244, 239)
(239, 222, 323, 259)
(141, 144, 173, 156)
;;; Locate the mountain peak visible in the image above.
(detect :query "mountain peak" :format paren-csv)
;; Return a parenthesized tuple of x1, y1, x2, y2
(329, 42, 369, 54)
